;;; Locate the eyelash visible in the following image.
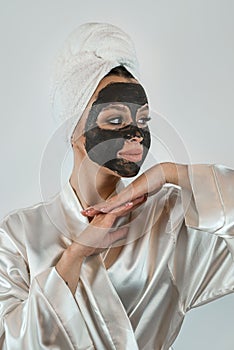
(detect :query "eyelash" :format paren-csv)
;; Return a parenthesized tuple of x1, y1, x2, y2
(106, 116, 151, 126)
(137, 117, 151, 126)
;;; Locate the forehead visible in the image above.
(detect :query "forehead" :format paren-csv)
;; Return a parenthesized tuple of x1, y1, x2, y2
(92, 82, 148, 106)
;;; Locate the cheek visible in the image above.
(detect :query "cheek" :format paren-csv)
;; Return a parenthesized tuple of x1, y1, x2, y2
(85, 128, 125, 150)
(84, 127, 125, 166)
(141, 128, 151, 149)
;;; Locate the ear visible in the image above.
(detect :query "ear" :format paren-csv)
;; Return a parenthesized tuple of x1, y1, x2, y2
(70, 133, 76, 148)
(71, 133, 86, 152)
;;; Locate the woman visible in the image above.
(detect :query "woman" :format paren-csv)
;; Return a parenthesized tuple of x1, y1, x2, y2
(0, 22, 234, 350)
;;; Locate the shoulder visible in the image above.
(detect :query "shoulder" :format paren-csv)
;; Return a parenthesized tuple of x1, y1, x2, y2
(0, 192, 60, 254)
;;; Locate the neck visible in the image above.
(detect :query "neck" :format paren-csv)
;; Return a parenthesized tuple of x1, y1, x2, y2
(70, 158, 120, 210)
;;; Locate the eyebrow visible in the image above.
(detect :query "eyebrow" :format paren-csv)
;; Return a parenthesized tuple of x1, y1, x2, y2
(137, 104, 149, 112)
(101, 104, 129, 112)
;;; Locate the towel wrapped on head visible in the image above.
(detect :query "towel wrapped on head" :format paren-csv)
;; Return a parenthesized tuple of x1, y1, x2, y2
(51, 22, 140, 140)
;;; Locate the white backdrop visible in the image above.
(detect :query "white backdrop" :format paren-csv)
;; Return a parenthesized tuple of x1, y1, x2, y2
(1, 1, 234, 349)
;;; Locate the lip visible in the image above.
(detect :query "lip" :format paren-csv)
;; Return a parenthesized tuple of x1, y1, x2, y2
(117, 149, 143, 163)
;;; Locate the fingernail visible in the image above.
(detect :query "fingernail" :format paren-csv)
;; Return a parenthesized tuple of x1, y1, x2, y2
(85, 207, 93, 211)
(125, 202, 133, 207)
(100, 207, 108, 213)
(81, 208, 93, 214)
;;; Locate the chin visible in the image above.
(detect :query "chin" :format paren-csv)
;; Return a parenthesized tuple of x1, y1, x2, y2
(103, 158, 142, 178)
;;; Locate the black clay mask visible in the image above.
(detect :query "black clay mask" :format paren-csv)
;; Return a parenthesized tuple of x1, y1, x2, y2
(84, 82, 151, 177)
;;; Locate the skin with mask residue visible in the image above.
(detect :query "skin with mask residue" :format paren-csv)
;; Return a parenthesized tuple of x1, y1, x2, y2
(84, 82, 151, 177)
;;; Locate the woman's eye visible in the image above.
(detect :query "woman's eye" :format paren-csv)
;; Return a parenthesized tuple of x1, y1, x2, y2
(107, 116, 123, 125)
(137, 117, 151, 127)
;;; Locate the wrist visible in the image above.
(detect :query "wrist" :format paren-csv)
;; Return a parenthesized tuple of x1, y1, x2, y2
(162, 162, 190, 189)
(162, 162, 179, 185)
(66, 243, 86, 262)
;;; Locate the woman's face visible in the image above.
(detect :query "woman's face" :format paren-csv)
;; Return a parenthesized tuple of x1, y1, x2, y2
(75, 75, 151, 177)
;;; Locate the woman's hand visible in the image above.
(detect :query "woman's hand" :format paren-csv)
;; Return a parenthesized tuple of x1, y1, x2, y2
(69, 213, 128, 256)
(81, 162, 190, 217)
(56, 212, 126, 295)
(55, 195, 147, 294)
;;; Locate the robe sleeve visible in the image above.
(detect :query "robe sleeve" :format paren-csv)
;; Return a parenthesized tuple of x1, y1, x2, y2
(169, 164, 234, 312)
(0, 227, 93, 350)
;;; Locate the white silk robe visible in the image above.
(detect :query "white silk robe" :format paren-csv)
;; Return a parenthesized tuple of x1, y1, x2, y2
(0, 164, 234, 350)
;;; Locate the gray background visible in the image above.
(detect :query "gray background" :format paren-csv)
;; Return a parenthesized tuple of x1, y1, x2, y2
(1, 1, 234, 349)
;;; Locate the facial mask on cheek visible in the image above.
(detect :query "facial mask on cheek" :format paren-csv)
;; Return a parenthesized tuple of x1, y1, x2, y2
(84, 83, 151, 177)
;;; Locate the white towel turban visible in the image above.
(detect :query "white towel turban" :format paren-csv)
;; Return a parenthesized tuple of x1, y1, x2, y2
(51, 22, 140, 141)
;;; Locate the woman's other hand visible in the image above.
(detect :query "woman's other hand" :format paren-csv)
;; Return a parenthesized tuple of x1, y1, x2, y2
(81, 162, 190, 217)
(55, 197, 147, 294)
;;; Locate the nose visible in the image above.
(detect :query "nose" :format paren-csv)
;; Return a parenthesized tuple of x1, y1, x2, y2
(124, 125, 144, 143)
(127, 135, 143, 143)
